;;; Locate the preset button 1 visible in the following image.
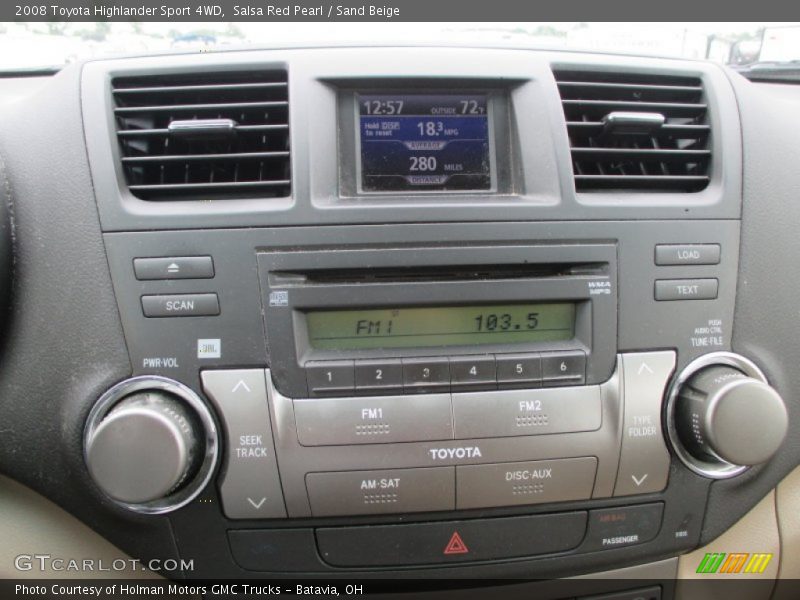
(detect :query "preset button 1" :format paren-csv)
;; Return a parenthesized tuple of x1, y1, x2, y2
(306, 361, 355, 396)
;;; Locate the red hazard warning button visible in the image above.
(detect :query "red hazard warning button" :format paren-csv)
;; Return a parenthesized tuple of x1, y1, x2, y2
(443, 531, 469, 555)
(316, 511, 587, 567)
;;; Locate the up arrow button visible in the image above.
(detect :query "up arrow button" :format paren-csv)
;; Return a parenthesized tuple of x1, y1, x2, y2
(231, 380, 251, 394)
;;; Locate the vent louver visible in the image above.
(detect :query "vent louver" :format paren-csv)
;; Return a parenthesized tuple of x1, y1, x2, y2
(112, 70, 290, 200)
(553, 70, 711, 193)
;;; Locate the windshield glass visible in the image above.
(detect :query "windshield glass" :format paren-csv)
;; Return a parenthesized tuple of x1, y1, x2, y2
(1, 21, 798, 70)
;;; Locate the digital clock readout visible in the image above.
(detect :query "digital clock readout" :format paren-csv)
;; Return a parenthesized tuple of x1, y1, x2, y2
(305, 303, 576, 350)
(358, 94, 492, 192)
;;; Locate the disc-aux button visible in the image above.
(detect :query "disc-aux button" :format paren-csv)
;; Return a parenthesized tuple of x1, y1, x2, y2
(456, 457, 597, 509)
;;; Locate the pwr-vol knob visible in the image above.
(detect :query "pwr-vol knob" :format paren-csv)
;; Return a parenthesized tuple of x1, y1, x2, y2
(668, 352, 788, 478)
(84, 377, 218, 514)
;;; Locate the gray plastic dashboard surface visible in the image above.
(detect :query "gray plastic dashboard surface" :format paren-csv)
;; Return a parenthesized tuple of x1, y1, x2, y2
(82, 47, 742, 232)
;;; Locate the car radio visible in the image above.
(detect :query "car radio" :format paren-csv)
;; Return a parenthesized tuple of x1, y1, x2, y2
(91, 207, 785, 575)
(259, 243, 617, 400)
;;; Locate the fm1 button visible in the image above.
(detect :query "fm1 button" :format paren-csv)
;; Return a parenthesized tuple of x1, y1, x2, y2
(581, 503, 664, 551)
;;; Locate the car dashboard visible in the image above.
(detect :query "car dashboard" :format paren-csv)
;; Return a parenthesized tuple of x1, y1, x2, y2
(0, 45, 800, 598)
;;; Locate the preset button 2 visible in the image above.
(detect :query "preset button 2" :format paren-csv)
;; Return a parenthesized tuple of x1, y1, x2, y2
(354, 359, 403, 392)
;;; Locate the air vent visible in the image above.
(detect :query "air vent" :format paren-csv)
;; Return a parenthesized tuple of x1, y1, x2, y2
(112, 70, 290, 200)
(553, 70, 711, 192)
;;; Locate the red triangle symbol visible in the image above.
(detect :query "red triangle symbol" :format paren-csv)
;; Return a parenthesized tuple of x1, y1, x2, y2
(443, 531, 469, 555)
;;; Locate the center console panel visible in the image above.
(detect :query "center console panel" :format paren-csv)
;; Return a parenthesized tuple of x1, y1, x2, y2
(65, 46, 787, 586)
(100, 217, 739, 576)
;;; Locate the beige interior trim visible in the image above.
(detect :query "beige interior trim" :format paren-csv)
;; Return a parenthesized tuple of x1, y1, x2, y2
(775, 465, 800, 579)
(772, 465, 800, 599)
(4, 464, 800, 587)
(0, 474, 158, 579)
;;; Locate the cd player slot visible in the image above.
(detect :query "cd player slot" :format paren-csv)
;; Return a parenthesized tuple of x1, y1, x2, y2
(269, 261, 609, 286)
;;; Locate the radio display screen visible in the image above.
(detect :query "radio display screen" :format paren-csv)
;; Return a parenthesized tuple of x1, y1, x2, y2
(357, 93, 493, 192)
(305, 303, 575, 350)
